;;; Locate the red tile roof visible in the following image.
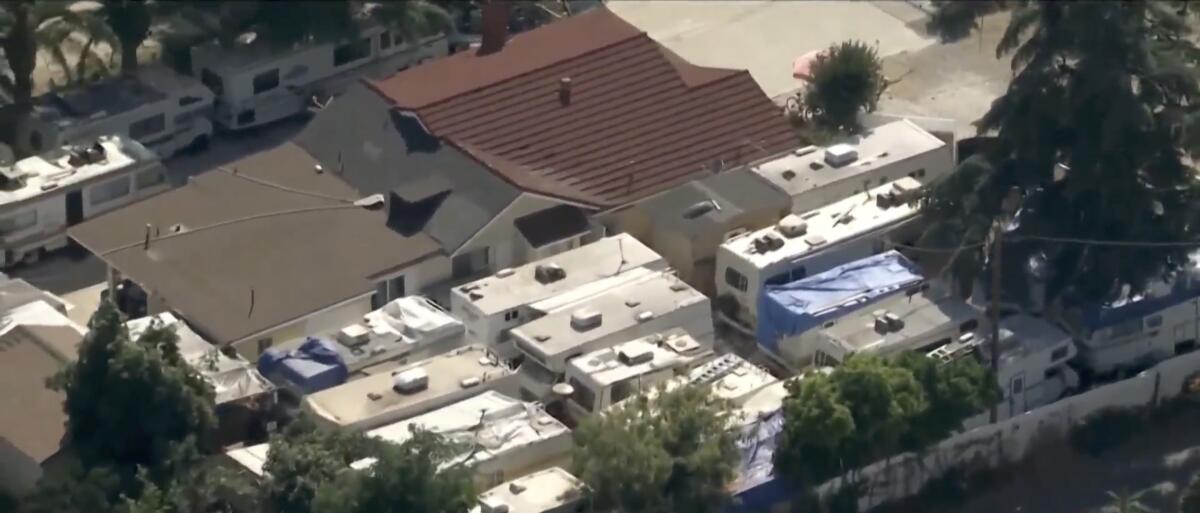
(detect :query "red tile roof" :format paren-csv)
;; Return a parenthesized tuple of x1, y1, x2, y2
(367, 7, 799, 207)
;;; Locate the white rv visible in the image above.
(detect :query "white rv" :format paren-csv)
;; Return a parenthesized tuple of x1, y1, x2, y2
(0, 135, 167, 268)
(559, 329, 715, 422)
(470, 467, 587, 513)
(190, 25, 448, 131)
(714, 177, 924, 331)
(325, 295, 466, 373)
(512, 271, 714, 401)
(15, 66, 214, 159)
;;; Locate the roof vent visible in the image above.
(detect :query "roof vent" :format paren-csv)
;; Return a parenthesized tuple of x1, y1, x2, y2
(792, 145, 819, 157)
(618, 344, 654, 365)
(570, 308, 602, 331)
(391, 367, 429, 394)
(509, 482, 527, 494)
(682, 200, 717, 219)
(804, 234, 827, 247)
(559, 77, 572, 105)
(460, 376, 482, 388)
(752, 233, 785, 253)
(337, 324, 371, 347)
(777, 215, 808, 238)
(635, 311, 655, 323)
(824, 144, 858, 167)
(781, 170, 797, 180)
(535, 263, 566, 284)
(496, 268, 515, 278)
(480, 497, 509, 513)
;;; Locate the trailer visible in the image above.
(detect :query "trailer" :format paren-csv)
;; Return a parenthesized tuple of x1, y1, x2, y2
(0, 135, 167, 268)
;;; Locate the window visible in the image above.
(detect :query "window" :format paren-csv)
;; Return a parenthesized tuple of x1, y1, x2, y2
(1011, 377, 1024, 394)
(960, 319, 979, 334)
(387, 275, 405, 300)
(1109, 319, 1144, 338)
(909, 168, 926, 179)
(237, 109, 256, 126)
(178, 95, 204, 107)
(252, 69, 280, 94)
(1146, 315, 1163, 329)
(1176, 339, 1197, 355)
(257, 337, 273, 355)
(765, 272, 790, 286)
(379, 31, 393, 49)
(452, 247, 490, 278)
(200, 68, 224, 95)
(724, 268, 748, 292)
(1050, 345, 1069, 362)
(569, 377, 596, 412)
(333, 38, 371, 66)
(135, 168, 165, 190)
(89, 177, 131, 206)
(610, 377, 641, 406)
(0, 209, 37, 235)
(129, 113, 165, 140)
(504, 310, 519, 322)
(814, 350, 840, 368)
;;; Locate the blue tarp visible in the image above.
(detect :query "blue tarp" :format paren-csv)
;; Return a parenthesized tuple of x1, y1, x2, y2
(756, 251, 923, 352)
(256, 337, 349, 394)
(728, 408, 788, 513)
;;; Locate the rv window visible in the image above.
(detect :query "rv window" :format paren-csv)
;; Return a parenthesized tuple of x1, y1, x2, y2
(379, 31, 393, 49)
(200, 68, 224, 96)
(333, 38, 372, 67)
(724, 268, 748, 292)
(504, 310, 519, 322)
(610, 377, 641, 406)
(569, 377, 596, 412)
(135, 169, 165, 190)
(959, 319, 979, 334)
(179, 95, 203, 107)
(252, 69, 280, 94)
(765, 272, 789, 286)
(909, 168, 926, 179)
(89, 177, 131, 206)
(0, 210, 37, 235)
(1011, 377, 1023, 394)
(1146, 315, 1163, 328)
(256, 337, 273, 355)
(1050, 345, 1069, 362)
(129, 113, 165, 140)
(1176, 339, 1197, 355)
(237, 109, 256, 126)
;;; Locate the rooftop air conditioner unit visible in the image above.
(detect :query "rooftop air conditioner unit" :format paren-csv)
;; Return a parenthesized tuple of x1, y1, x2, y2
(824, 144, 858, 167)
(391, 367, 429, 394)
(479, 497, 510, 513)
(570, 308, 602, 331)
(777, 215, 808, 238)
(338, 324, 371, 347)
(535, 263, 566, 284)
(618, 343, 655, 366)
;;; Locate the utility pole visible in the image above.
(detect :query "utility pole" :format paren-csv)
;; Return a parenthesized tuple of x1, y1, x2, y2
(990, 187, 1021, 424)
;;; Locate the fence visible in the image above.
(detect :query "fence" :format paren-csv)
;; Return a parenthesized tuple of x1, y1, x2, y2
(811, 349, 1200, 510)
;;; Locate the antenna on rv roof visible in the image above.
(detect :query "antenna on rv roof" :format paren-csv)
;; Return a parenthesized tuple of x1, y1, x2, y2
(612, 237, 628, 276)
(248, 287, 255, 318)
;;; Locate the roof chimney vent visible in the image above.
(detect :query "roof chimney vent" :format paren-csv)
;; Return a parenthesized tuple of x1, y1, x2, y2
(535, 263, 566, 283)
(824, 144, 858, 167)
(559, 77, 572, 105)
(478, 0, 511, 55)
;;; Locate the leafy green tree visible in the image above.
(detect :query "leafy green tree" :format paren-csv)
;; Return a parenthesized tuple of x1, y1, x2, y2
(921, 1, 1200, 304)
(17, 464, 122, 513)
(801, 40, 888, 133)
(773, 374, 855, 484)
(897, 353, 1001, 450)
(48, 301, 217, 477)
(262, 416, 380, 513)
(311, 430, 476, 513)
(1181, 474, 1200, 513)
(573, 385, 738, 513)
(1, 1, 112, 111)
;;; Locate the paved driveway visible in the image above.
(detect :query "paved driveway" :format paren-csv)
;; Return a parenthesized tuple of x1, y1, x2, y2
(609, 1, 935, 99)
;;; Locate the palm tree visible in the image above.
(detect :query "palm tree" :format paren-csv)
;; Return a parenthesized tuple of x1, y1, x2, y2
(1, 1, 113, 110)
(920, 1, 1200, 306)
(1103, 490, 1155, 513)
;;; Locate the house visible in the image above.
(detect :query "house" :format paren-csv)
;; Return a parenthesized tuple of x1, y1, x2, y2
(469, 467, 588, 513)
(604, 169, 792, 296)
(294, 5, 798, 297)
(364, 391, 572, 487)
(126, 313, 274, 445)
(512, 270, 714, 401)
(0, 279, 87, 494)
(301, 345, 518, 431)
(715, 178, 924, 332)
(69, 142, 443, 359)
(450, 233, 669, 356)
(749, 118, 952, 215)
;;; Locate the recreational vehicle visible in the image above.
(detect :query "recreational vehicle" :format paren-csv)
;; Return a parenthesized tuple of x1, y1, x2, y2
(14, 66, 214, 159)
(715, 177, 924, 332)
(325, 295, 467, 373)
(511, 271, 714, 401)
(190, 25, 448, 131)
(0, 135, 167, 268)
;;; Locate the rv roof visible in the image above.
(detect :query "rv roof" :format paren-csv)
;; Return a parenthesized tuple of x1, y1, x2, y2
(721, 177, 922, 269)
(750, 119, 945, 199)
(455, 233, 665, 316)
(0, 135, 160, 209)
(567, 328, 712, 388)
(303, 345, 512, 430)
(190, 21, 392, 74)
(224, 442, 271, 477)
(820, 290, 981, 354)
(513, 272, 708, 362)
(990, 314, 1072, 365)
(34, 66, 202, 122)
(330, 296, 464, 370)
(470, 467, 586, 513)
(365, 390, 569, 468)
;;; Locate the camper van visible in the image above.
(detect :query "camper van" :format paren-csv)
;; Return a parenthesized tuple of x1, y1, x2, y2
(190, 25, 448, 131)
(714, 177, 924, 332)
(0, 135, 166, 268)
(15, 66, 214, 160)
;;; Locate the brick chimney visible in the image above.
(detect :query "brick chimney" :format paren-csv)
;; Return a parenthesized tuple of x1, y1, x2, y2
(478, 0, 511, 55)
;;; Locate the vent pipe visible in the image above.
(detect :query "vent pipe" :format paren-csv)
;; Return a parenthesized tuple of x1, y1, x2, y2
(559, 77, 572, 105)
(478, 0, 511, 55)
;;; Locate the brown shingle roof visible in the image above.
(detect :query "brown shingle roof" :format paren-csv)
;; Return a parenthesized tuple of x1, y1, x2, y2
(69, 143, 441, 346)
(367, 7, 798, 207)
(0, 324, 82, 463)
